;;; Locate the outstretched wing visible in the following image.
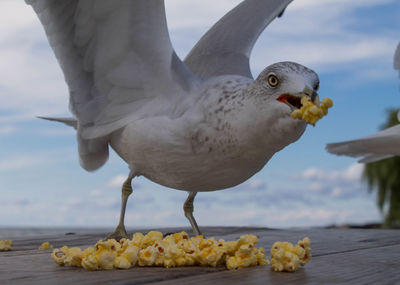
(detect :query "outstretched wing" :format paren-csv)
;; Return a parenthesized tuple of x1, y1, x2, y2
(26, 0, 199, 139)
(326, 125, 400, 163)
(184, 0, 293, 79)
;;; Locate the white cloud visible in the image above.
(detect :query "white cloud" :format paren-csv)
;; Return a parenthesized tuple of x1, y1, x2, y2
(0, 113, 39, 124)
(165, 0, 394, 32)
(296, 163, 366, 199)
(166, 0, 398, 70)
(247, 179, 267, 191)
(290, 0, 395, 10)
(195, 200, 380, 228)
(37, 128, 75, 137)
(0, 1, 38, 34)
(165, 0, 242, 30)
(298, 163, 364, 182)
(0, 125, 17, 135)
(253, 38, 395, 70)
(0, 148, 71, 172)
(0, 168, 381, 228)
(89, 190, 102, 198)
(0, 155, 42, 171)
(0, 1, 70, 122)
(192, 164, 367, 209)
(250, 0, 398, 76)
(343, 163, 365, 180)
(275, 208, 340, 222)
(211, 209, 259, 224)
(108, 174, 127, 188)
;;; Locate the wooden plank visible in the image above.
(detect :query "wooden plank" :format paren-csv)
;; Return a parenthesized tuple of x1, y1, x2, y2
(0, 227, 399, 284)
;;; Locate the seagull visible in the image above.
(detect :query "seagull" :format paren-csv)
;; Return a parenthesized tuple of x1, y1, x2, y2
(326, 42, 400, 163)
(27, 0, 321, 239)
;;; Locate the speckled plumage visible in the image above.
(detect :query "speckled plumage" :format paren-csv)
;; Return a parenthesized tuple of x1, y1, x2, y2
(110, 62, 316, 191)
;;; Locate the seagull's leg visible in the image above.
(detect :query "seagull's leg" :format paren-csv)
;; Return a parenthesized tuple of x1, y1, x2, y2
(107, 171, 135, 240)
(183, 191, 202, 236)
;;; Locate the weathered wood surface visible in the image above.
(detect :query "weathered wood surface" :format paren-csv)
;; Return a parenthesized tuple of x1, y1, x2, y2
(0, 227, 399, 285)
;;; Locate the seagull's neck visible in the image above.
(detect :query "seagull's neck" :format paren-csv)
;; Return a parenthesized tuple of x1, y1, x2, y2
(232, 82, 307, 154)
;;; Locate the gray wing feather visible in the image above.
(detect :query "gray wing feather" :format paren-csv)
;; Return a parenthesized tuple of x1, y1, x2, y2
(326, 125, 400, 163)
(184, 0, 293, 79)
(26, 0, 199, 140)
(38, 116, 78, 129)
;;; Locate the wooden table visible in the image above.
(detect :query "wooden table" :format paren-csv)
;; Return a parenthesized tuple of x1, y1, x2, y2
(0, 227, 399, 284)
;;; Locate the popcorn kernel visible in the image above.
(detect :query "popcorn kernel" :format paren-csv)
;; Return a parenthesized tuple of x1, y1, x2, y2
(39, 241, 53, 250)
(114, 256, 132, 269)
(81, 247, 99, 271)
(0, 240, 13, 251)
(270, 237, 312, 272)
(51, 247, 68, 265)
(64, 247, 83, 267)
(138, 246, 158, 266)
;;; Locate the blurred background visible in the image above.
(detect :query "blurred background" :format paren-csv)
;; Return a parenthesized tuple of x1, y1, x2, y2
(1, 0, 399, 230)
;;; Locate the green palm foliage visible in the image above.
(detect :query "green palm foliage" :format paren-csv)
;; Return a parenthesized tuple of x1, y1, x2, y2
(362, 109, 400, 228)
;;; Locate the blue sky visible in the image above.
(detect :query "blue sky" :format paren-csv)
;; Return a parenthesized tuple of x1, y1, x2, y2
(0, 0, 399, 229)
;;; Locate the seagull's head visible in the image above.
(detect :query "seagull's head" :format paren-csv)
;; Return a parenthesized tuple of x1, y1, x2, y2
(254, 61, 320, 115)
(244, 61, 320, 146)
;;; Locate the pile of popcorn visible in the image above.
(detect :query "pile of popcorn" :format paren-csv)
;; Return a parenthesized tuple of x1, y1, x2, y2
(50, 231, 311, 272)
(291, 96, 333, 126)
(51, 231, 266, 270)
(0, 240, 13, 251)
(270, 237, 311, 272)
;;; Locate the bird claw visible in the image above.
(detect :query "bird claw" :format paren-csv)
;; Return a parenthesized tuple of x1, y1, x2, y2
(106, 226, 129, 241)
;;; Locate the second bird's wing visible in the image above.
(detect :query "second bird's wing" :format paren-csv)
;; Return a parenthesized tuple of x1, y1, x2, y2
(326, 124, 400, 163)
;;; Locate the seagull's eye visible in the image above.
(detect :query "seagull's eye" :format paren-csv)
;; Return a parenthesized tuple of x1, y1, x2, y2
(268, 74, 279, 87)
(314, 82, 320, 91)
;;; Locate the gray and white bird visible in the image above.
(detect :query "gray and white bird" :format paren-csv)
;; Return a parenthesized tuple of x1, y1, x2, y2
(26, 0, 321, 239)
(326, 42, 400, 163)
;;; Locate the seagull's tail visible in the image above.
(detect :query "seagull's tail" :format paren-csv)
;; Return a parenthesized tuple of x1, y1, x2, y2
(37, 116, 78, 129)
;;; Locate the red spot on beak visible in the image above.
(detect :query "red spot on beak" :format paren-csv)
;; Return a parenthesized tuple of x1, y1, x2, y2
(277, 94, 290, 103)
(276, 94, 303, 109)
